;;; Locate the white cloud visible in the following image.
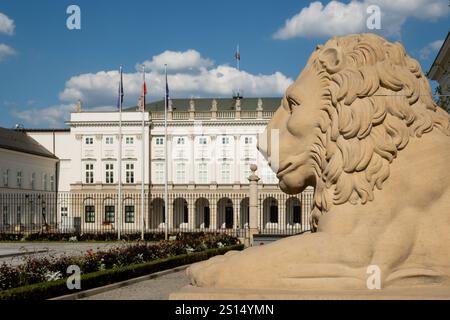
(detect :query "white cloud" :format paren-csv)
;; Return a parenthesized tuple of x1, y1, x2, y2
(12, 104, 77, 127)
(273, 0, 450, 39)
(138, 49, 214, 72)
(0, 12, 15, 35)
(15, 49, 292, 126)
(419, 39, 444, 60)
(59, 50, 293, 108)
(0, 43, 15, 62)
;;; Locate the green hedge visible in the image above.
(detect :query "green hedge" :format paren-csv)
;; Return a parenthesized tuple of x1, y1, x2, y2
(0, 244, 243, 301)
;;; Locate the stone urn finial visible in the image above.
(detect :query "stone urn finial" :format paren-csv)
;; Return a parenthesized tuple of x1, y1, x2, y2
(248, 164, 260, 182)
(235, 98, 241, 111)
(76, 99, 82, 112)
(257, 98, 263, 111)
(211, 99, 218, 111)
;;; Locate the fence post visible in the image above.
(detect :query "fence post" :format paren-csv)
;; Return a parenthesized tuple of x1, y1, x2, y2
(247, 164, 260, 247)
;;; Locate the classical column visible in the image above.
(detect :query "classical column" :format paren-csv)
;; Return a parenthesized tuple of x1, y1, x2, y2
(167, 134, 173, 184)
(188, 194, 195, 230)
(233, 195, 240, 230)
(75, 134, 83, 184)
(189, 135, 195, 184)
(210, 195, 217, 231)
(248, 164, 260, 247)
(233, 135, 240, 184)
(210, 135, 217, 184)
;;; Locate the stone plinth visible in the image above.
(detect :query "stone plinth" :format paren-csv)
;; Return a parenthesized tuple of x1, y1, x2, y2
(170, 285, 450, 300)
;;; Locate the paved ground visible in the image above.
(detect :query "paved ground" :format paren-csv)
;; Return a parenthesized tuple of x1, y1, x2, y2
(80, 269, 190, 300)
(0, 242, 131, 266)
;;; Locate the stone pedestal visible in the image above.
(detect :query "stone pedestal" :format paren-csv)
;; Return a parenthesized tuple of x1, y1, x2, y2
(170, 285, 450, 300)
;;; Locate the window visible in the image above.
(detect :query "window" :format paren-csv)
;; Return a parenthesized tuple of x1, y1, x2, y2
(270, 205, 279, 223)
(105, 163, 114, 184)
(104, 205, 115, 223)
(85, 205, 95, 223)
(126, 137, 134, 145)
(3, 169, 8, 187)
(198, 163, 208, 184)
(85, 137, 93, 145)
(50, 175, 55, 191)
(222, 137, 230, 144)
(155, 137, 164, 145)
(220, 163, 231, 183)
(176, 137, 185, 145)
(43, 174, 48, 191)
(2, 206, 8, 225)
(125, 206, 135, 223)
(175, 163, 186, 183)
(198, 137, 207, 145)
(16, 171, 22, 188)
(85, 163, 94, 184)
(293, 206, 302, 224)
(61, 207, 68, 218)
(183, 204, 188, 223)
(244, 137, 253, 144)
(126, 163, 135, 183)
(105, 136, 114, 145)
(154, 163, 164, 183)
(31, 173, 35, 190)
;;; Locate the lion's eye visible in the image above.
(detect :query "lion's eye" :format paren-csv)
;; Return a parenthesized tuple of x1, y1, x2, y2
(287, 96, 301, 113)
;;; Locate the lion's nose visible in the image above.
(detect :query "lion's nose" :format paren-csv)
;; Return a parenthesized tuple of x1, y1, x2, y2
(257, 129, 270, 161)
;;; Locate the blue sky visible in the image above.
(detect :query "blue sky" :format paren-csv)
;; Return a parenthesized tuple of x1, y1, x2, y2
(0, 0, 448, 128)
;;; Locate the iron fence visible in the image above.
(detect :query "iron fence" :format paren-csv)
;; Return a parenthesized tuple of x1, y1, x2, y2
(0, 190, 313, 237)
(258, 190, 313, 236)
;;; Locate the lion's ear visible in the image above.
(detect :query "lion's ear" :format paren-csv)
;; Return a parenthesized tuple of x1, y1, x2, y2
(318, 47, 345, 73)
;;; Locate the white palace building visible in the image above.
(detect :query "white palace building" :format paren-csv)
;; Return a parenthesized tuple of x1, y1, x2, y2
(2, 97, 313, 236)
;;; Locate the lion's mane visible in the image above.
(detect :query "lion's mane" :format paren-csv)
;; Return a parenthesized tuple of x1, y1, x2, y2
(307, 33, 450, 230)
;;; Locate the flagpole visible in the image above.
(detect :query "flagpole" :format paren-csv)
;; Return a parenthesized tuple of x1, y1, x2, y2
(164, 64, 169, 241)
(140, 65, 145, 241)
(118, 66, 123, 240)
(237, 44, 240, 72)
(236, 44, 241, 98)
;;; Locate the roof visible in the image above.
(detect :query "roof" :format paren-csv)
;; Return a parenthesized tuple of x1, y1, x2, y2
(23, 128, 70, 133)
(428, 31, 450, 80)
(125, 97, 282, 112)
(0, 127, 58, 160)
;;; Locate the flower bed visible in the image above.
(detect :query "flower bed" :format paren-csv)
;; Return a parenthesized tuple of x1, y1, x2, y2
(0, 244, 244, 300)
(0, 233, 239, 291)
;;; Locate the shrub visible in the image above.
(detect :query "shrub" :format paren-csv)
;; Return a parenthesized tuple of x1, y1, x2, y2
(0, 244, 244, 301)
(0, 233, 240, 291)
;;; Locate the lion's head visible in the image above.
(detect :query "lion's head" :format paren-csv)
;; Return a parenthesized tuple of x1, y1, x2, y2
(259, 33, 450, 230)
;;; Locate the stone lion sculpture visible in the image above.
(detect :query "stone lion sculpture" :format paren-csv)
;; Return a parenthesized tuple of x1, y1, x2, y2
(187, 33, 450, 291)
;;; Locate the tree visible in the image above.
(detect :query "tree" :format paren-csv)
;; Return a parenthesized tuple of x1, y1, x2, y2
(435, 85, 450, 113)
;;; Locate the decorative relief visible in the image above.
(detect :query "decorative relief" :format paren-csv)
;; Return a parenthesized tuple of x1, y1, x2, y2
(84, 149, 95, 158)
